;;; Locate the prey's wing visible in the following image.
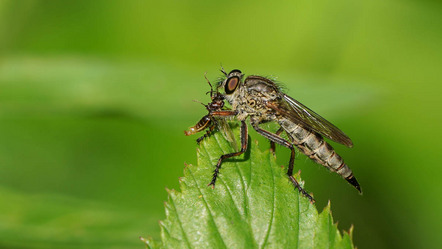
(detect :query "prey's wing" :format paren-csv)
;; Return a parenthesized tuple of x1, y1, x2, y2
(270, 94, 353, 147)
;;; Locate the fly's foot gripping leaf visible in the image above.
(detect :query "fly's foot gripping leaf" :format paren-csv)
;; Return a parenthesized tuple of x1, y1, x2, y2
(145, 131, 356, 249)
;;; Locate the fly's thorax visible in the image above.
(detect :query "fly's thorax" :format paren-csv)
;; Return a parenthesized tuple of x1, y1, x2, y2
(239, 76, 281, 118)
(244, 76, 280, 100)
(243, 94, 269, 112)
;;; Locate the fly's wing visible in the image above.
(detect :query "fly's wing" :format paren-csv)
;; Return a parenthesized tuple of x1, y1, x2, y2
(216, 118, 239, 151)
(269, 94, 353, 147)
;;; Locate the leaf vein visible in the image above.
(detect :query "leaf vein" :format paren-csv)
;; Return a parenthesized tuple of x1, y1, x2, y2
(296, 183, 300, 249)
(168, 193, 192, 249)
(213, 131, 256, 246)
(213, 133, 249, 216)
(201, 141, 244, 217)
(261, 152, 276, 248)
(187, 164, 228, 249)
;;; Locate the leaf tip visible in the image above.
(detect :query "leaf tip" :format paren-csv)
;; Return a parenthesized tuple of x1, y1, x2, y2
(294, 169, 302, 179)
(184, 162, 193, 170)
(165, 188, 178, 197)
(322, 201, 332, 214)
(348, 224, 355, 238)
(178, 177, 184, 183)
(140, 236, 147, 243)
(140, 236, 158, 249)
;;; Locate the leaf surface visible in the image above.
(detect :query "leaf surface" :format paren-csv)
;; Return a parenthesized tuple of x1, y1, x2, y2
(146, 129, 355, 249)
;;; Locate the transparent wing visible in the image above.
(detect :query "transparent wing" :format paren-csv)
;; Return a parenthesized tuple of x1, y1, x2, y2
(216, 118, 239, 151)
(270, 94, 353, 147)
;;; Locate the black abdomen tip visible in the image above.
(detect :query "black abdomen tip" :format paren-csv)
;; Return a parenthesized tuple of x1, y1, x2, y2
(346, 175, 362, 194)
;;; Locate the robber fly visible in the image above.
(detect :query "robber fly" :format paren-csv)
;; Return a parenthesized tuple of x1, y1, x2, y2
(185, 69, 361, 202)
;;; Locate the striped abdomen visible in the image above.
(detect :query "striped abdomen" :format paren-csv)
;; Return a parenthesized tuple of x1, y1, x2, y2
(185, 115, 211, 136)
(279, 118, 361, 192)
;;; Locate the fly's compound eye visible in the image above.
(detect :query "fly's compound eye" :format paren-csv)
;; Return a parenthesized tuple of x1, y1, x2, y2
(225, 76, 240, 94)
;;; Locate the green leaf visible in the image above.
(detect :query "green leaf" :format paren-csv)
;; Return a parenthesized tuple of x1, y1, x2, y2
(145, 129, 355, 249)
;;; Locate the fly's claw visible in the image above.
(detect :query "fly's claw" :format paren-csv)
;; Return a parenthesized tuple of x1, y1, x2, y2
(289, 175, 316, 203)
(208, 176, 216, 189)
(293, 183, 315, 203)
(297, 187, 315, 203)
(207, 181, 216, 189)
(300, 189, 315, 203)
(208, 168, 220, 188)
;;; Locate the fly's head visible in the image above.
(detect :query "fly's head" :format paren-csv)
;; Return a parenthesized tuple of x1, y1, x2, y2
(218, 69, 244, 106)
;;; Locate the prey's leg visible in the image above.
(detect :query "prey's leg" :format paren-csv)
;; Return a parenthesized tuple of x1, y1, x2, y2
(269, 126, 284, 156)
(208, 120, 248, 187)
(252, 123, 315, 203)
(196, 122, 216, 144)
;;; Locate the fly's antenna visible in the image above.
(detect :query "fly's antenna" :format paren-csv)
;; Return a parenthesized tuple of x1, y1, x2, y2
(220, 65, 227, 76)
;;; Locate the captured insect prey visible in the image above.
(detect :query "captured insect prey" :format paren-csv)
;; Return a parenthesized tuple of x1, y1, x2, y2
(185, 69, 361, 203)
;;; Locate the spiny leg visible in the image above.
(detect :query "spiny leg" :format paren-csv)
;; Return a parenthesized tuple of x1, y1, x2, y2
(208, 120, 248, 188)
(252, 123, 315, 203)
(196, 122, 216, 144)
(270, 126, 284, 156)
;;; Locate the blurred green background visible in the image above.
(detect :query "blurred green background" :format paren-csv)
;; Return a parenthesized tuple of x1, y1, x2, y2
(0, 0, 441, 248)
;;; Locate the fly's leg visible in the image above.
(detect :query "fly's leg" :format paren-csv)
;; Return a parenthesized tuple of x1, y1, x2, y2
(208, 120, 248, 188)
(269, 127, 284, 156)
(196, 122, 216, 144)
(252, 123, 315, 203)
